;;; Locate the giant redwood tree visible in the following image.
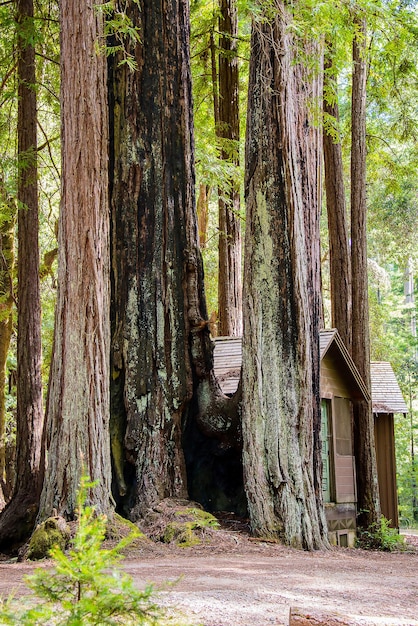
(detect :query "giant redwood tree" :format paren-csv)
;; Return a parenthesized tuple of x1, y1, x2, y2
(0, 0, 44, 549)
(242, 0, 328, 549)
(109, 0, 240, 520)
(37, 0, 112, 520)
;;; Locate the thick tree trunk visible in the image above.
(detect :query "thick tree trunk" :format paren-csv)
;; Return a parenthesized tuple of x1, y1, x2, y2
(350, 17, 380, 529)
(0, 0, 44, 549)
(242, 3, 328, 550)
(323, 50, 352, 350)
(109, 0, 198, 519)
(109, 0, 241, 520)
(217, 0, 242, 337)
(38, 0, 111, 521)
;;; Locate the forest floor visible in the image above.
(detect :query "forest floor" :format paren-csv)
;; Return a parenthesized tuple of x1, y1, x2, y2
(0, 523, 417, 626)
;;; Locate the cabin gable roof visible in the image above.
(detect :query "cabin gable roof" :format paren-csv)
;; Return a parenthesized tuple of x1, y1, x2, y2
(213, 330, 370, 401)
(370, 361, 408, 415)
(319, 329, 370, 402)
(213, 333, 407, 413)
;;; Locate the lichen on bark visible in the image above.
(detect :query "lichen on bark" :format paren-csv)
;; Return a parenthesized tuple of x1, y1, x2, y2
(242, 1, 328, 550)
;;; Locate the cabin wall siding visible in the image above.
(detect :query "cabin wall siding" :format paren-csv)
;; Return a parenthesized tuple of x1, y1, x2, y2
(374, 412, 399, 528)
(320, 352, 357, 544)
(321, 358, 352, 398)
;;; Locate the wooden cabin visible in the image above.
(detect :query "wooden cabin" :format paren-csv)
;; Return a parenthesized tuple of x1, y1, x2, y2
(213, 330, 368, 547)
(370, 361, 407, 529)
(319, 329, 369, 547)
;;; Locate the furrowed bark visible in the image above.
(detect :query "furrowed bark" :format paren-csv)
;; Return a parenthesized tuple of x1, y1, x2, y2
(38, 0, 111, 521)
(109, 0, 241, 519)
(242, 2, 328, 550)
(109, 0, 195, 518)
(350, 15, 380, 530)
(0, 0, 44, 549)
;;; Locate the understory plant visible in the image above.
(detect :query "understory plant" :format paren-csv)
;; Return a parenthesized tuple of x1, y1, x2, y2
(0, 477, 171, 625)
(356, 515, 406, 552)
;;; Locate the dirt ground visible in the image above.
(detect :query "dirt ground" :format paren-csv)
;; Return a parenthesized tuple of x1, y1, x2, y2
(0, 528, 417, 626)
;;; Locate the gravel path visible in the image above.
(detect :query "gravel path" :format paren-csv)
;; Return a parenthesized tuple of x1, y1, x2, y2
(123, 546, 418, 626)
(1, 535, 417, 626)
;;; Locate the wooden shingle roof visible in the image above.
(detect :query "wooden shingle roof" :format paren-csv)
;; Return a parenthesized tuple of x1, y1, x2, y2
(214, 331, 367, 397)
(214, 330, 366, 397)
(370, 361, 408, 414)
(320, 328, 338, 358)
(213, 336, 242, 395)
(214, 332, 406, 412)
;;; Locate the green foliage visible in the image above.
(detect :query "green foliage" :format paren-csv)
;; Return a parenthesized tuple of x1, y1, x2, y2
(356, 516, 406, 551)
(0, 477, 168, 625)
(98, 0, 141, 70)
(200, 199, 219, 315)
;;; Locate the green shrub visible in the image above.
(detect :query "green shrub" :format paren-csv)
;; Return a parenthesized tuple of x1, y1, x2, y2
(356, 516, 406, 551)
(0, 478, 173, 625)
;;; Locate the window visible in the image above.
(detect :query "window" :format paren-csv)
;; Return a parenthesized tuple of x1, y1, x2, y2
(334, 397, 353, 456)
(321, 399, 335, 503)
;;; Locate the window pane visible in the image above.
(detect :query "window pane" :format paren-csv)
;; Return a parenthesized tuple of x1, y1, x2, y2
(334, 396, 352, 455)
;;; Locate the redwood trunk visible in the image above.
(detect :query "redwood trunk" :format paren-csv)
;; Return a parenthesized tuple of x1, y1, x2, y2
(323, 50, 352, 350)
(109, 0, 241, 519)
(0, 0, 44, 549)
(197, 183, 210, 249)
(242, 3, 328, 549)
(109, 0, 197, 518)
(38, 0, 111, 520)
(217, 0, 242, 337)
(350, 17, 380, 529)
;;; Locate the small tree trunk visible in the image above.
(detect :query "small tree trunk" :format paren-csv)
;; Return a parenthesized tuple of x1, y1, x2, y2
(0, 187, 15, 510)
(197, 184, 210, 249)
(323, 48, 352, 350)
(242, 3, 328, 550)
(217, 0, 242, 337)
(38, 0, 111, 521)
(0, 0, 44, 549)
(350, 16, 380, 529)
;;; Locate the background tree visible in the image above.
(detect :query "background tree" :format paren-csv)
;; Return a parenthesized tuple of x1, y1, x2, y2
(350, 13, 381, 530)
(190, 0, 250, 323)
(38, 0, 112, 521)
(323, 44, 352, 350)
(217, 0, 242, 337)
(0, 5, 18, 510)
(242, 0, 328, 549)
(0, 183, 15, 510)
(0, 0, 44, 549)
